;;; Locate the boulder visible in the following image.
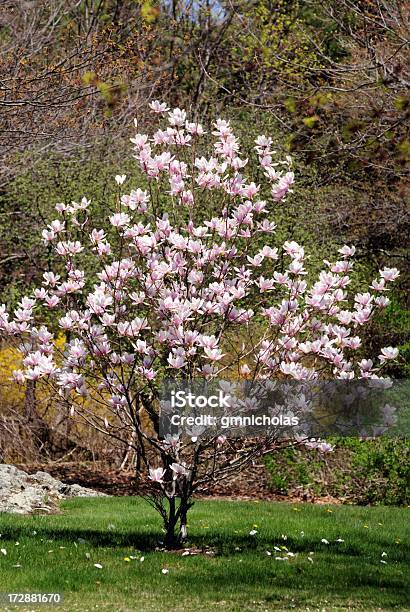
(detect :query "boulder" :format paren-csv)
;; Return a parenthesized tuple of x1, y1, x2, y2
(0, 464, 106, 514)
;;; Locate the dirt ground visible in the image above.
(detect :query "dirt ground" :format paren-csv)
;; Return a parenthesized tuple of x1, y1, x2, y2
(15, 461, 341, 505)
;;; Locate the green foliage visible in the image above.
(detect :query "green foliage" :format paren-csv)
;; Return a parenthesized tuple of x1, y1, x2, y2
(302, 115, 320, 129)
(140, 0, 160, 23)
(397, 139, 410, 160)
(343, 438, 410, 506)
(298, 3, 348, 62)
(284, 97, 297, 113)
(265, 447, 310, 494)
(81, 72, 127, 116)
(369, 295, 410, 378)
(231, 0, 322, 86)
(341, 119, 366, 142)
(265, 438, 410, 506)
(380, 296, 410, 334)
(394, 96, 410, 112)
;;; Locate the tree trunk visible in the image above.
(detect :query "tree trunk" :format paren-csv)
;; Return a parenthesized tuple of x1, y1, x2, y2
(164, 497, 179, 549)
(178, 501, 189, 544)
(163, 497, 190, 549)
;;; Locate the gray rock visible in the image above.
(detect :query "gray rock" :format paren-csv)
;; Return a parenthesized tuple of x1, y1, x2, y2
(0, 464, 107, 514)
(68, 483, 103, 497)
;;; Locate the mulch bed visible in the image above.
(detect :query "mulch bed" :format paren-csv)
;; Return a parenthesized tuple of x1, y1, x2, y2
(15, 461, 341, 504)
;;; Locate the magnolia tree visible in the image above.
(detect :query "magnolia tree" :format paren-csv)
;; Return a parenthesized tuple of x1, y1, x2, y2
(0, 102, 400, 547)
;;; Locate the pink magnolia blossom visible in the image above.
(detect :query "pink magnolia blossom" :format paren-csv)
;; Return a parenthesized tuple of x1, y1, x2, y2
(168, 108, 186, 127)
(170, 463, 189, 477)
(149, 467, 166, 483)
(109, 213, 130, 228)
(149, 100, 170, 113)
(338, 245, 356, 258)
(56, 241, 83, 256)
(379, 347, 399, 362)
(167, 353, 187, 369)
(379, 267, 400, 282)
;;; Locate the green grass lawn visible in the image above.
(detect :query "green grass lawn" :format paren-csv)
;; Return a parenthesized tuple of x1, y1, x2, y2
(0, 498, 408, 611)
